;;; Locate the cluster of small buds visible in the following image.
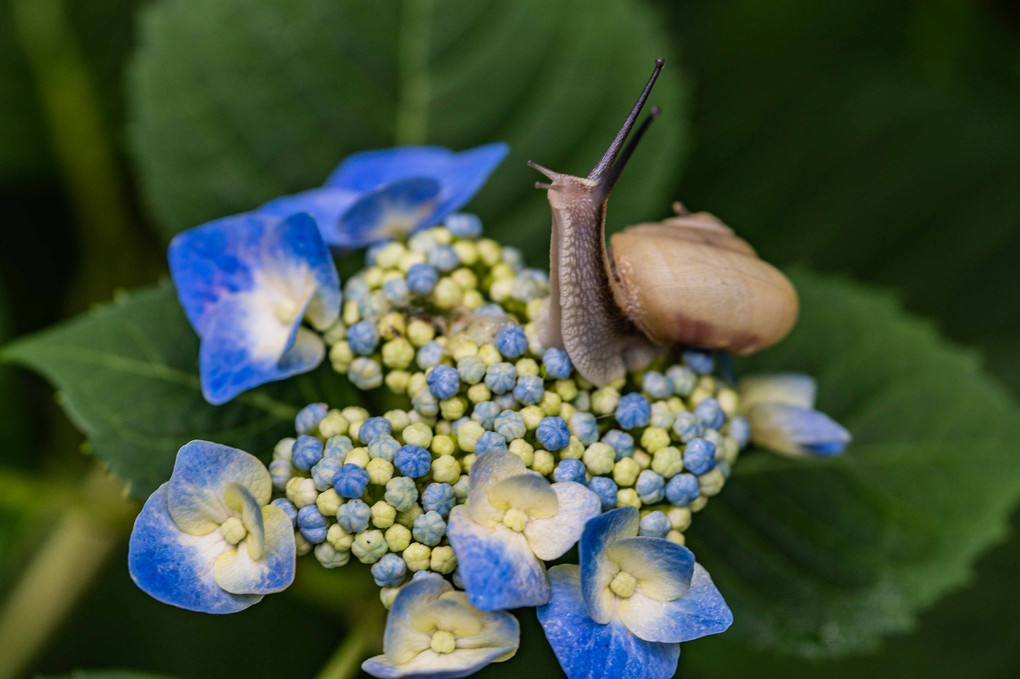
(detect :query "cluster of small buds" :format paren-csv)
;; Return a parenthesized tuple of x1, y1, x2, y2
(268, 214, 748, 594)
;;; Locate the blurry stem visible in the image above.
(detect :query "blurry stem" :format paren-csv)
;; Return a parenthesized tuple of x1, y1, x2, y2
(11, 0, 158, 311)
(395, 0, 433, 145)
(0, 468, 133, 679)
(314, 604, 385, 679)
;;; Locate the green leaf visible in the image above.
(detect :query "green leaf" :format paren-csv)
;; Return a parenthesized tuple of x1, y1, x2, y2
(3, 284, 359, 499)
(127, 0, 688, 261)
(683, 269, 1020, 658)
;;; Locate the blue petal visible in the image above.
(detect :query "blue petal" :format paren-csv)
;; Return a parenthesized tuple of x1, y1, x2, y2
(128, 485, 262, 614)
(326, 144, 509, 226)
(168, 211, 340, 403)
(537, 565, 680, 679)
(258, 187, 360, 245)
(579, 507, 639, 623)
(166, 440, 272, 535)
(748, 403, 851, 457)
(446, 506, 548, 610)
(335, 178, 441, 247)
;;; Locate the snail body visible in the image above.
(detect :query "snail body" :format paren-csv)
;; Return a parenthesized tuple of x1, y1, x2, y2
(530, 59, 798, 387)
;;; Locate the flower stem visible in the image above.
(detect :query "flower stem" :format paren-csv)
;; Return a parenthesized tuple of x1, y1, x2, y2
(314, 604, 385, 679)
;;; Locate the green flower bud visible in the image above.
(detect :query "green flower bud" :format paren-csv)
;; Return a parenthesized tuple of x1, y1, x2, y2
(532, 450, 555, 476)
(403, 543, 432, 572)
(316, 489, 342, 516)
(366, 458, 394, 485)
(431, 455, 461, 484)
(371, 500, 397, 528)
(612, 457, 641, 487)
(584, 443, 616, 476)
(384, 524, 412, 553)
(327, 524, 354, 552)
(352, 530, 388, 563)
(651, 447, 683, 479)
(430, 545, 457, 574)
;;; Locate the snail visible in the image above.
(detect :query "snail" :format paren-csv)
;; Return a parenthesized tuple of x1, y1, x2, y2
(528, 58, 799, 387)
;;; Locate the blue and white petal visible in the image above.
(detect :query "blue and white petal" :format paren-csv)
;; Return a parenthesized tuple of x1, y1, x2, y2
(165, 441, 272, 535)
(446, 506, 548, 610)
(537, 565, 680, 679)
(747, 402, 851, 457)
(606, 536, 694, 601)
(738, 372, 817, 410)
(524, 482, 601, 561)
(128, 485, 262, 614)
(579, 507, 640, 624)
(617, 563, 733, 644)
(326, 144, 509, 227)
(212, 502, 296, 595)
(169, 212, 340, 404)
(258, 187, 360, 246)
(334, 178, 441, 247)
(465, 450, 530, 526)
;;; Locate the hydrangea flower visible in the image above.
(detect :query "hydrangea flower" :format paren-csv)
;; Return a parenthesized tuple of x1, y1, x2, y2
(446, 450, 600, 610)
(169, 212, 340, 404)
(362, 572, 519, 679)
(537, 507, 732, 679)
(260, 144, 509, 248)
(128, 441, 296, 613)
(738, 373, 851, 456)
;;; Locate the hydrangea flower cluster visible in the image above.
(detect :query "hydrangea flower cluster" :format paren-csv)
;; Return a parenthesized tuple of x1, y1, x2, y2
(128, 144, 850, 679)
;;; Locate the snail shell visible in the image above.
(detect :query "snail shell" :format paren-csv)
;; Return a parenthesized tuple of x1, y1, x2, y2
(529, 59, 798, 386)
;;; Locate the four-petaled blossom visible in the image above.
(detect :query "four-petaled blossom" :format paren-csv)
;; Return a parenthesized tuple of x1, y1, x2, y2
(738, 372, 851, 456)
(446, 450, 600, 610)
(259, 144, 509, 249)
(169, 212, 341, 404)
(537, 507, 732, 679)
(128, 441, 296, 613)
(362, 571, 519, 679)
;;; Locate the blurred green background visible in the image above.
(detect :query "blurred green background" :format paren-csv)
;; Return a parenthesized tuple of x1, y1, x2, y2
(1, 0, 1018, 678)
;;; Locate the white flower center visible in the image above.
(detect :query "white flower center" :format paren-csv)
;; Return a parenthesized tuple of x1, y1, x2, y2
(274, 299, 300, 323)
(609, 570, 637, 598)
(502, 507, 529, 532)
(430, 630, 457, 654)
(221, 516, 247, 545)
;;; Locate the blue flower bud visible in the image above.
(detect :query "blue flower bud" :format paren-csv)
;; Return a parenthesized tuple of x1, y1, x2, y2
(684, 438, 717, 475)
(271, 498, 298, 527)
(493, 393, 516, 411)
(311, 456, 343, 491)
(295, 403, 328, 435)
(427, 364, 461, 400)
(333, 464, 371, 498)
(475, 303, 505, 318)
(615, 393, 651, 430)
(457, 356, 487, 385)
(474, 431, 508, 454)
(666, 365, 697, 396)
(298, 505, 328, 544)
(554, 458, 587, 484)
(292, 435, 324, 472)
(494, 410, 526, 441)
(371, 553, 408, 587)
(602, 430, 634, 458)
(269, 459, 292, 491)
(536, 416, 570, 451)
(368, 434, 400, 462)
(635, 470, 665, 504)
(639, 510, 671, 538)
(471, 401, 501, 429)
(344, 277, 370, 302)
(357, 292, 387, 321)
(694, 397, 726, 431)
(346, 320, 379, 355)
(427, 245, 458, 272)
(385, 477, 418, 512)
(683, 349, 714, 375)
(513, 375, 545, 405)
(359, 417, 392, 445)
(416, 341, 445, 370)
(336, 499, 371, 533)
(395, 445, 431, 478)
(718, 460, 732, 479)
(421, 483, 456, 517)
(382, 277, 409, 303)
(364, 243, 385, 266)
(502, 246, 523, 270)
(446, 213, 482, 238)
(727, 415, 751, 449)
(588, 477, 618, 511)
(665, 473, 700, 506)
(672, 412, 703, 443)
(484, 362, 517, 394)
(495, 325, 528, 358)
(542, 348, 573, 379)
(641, 371, 673, 400)
(412, 510, 447, 546)
(324, 435, 353, 460)
(412, 389, 439, 417)
(407, 263, 440, 295)
(569, 412, 600, 446)
(348, 357, 383, 390)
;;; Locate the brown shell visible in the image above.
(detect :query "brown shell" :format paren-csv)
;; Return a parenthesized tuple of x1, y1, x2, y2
(609, 212, 799, 355)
